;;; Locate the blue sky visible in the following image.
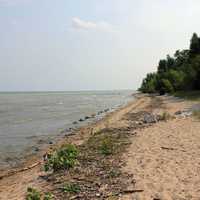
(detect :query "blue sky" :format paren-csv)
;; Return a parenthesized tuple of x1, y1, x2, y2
(0, 0, 200, 91)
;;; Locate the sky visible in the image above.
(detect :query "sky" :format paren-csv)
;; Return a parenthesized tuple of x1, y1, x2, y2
(1, 0, 200, 91)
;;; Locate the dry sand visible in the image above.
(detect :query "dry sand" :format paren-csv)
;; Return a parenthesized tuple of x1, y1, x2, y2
(122, 96, 200, 200)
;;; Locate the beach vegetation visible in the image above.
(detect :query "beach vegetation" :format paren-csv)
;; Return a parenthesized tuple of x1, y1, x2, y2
(44, 144, 78, 172)
(26, 188, 54, 200)
(86, 132, 117, 156)
(43, 193, 54, 200)
(160, 112, 171, 121)
(99, 136, 115, 155)
(108, 169, 121, 178)
(139, 33, 200, 95)
(26, 187, 41, 200)
(61, 183, 81, 194)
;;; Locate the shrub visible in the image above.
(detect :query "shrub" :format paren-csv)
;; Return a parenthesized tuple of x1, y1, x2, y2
(26, 187, 41, 200)
(62, 183, 80, 194)
(44, 144, 78, 172)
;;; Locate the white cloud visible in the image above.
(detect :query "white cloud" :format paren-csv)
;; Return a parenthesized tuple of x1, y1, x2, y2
(72, 17, 97, 30)
(71, 17, 115, 32)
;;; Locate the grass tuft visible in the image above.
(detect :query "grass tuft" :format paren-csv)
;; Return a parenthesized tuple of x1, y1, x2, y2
(61, 183, 81, 194)
(99, 136, 115, 156)
(26, 188, 54, 200)
(43, 192, 54, 200)
(26, 187, 41, 200)
(160, 112, 171, 121)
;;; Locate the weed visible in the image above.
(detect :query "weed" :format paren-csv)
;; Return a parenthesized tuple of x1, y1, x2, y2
(108, 169, 121, 178)
(62, 183, 81, 194)
(26, 188, 54, 200)
(26, 187, 41, 200)
(43, 192, 54, 200)
(160, 112, 171, 121)
(44, 144, 78, 172)
(99, 136, 115, 156)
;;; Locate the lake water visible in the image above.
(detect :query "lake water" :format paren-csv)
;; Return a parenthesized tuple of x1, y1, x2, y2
(0, 90, 134, 169)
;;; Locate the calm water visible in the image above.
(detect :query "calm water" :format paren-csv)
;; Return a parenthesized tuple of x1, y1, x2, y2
(0, 90, 134, 169)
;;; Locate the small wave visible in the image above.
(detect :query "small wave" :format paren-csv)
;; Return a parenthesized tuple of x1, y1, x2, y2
(56, 102, 64, 105)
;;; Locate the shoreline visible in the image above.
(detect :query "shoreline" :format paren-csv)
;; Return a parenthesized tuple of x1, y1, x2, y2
(0, 93, 139, 180)
(0, 90, 134, 173)
(0, 94, 197, 199)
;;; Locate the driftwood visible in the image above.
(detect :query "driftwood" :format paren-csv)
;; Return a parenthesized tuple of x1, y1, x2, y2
(0, 161, 41, 180)
(161, 146, 175, 150)
(123, 189, 144, 194)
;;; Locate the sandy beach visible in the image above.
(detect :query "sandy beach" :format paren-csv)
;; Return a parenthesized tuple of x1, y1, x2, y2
(0, 94, 199, 200)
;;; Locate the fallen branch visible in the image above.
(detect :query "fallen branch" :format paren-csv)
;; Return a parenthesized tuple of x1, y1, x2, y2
(161, 147, 175, 150)
(123, 189, 144, 194)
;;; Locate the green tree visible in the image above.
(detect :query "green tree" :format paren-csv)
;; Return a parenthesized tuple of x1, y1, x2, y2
(190, 33, 200, 55)
(139, 73, 157, 93)
(167, 69, 185, 90)
(139, 32, 200, 94)
(158, 59, 167, 74)
(160, 79, 174, 94)
(166, 55, 175, 69)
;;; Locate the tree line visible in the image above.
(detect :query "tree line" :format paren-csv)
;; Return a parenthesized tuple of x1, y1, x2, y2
(139, 33, 200, 95)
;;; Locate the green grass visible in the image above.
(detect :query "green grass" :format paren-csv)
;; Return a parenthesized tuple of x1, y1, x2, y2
(26, 188, 41, 200)
(43, 193, 54, 200)
(174, 90, 200, 101)
(86, 132, 118, 156)
(44, 144, 78, 172)
(26, 188, 54, 200)
(99, 136, 115, 156)
(108, 169, 121, 178)
(61, 183, 81, 194)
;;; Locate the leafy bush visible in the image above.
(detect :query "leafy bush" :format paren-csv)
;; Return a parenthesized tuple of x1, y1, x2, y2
(44, 144, 78, 172)
(26, 188, 41, 200)
(62, 183, 80, 194)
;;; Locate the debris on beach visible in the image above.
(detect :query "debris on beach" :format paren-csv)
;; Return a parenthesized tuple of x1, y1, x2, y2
(174, 110, 193, 118)
(143, 113, 158, 124)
